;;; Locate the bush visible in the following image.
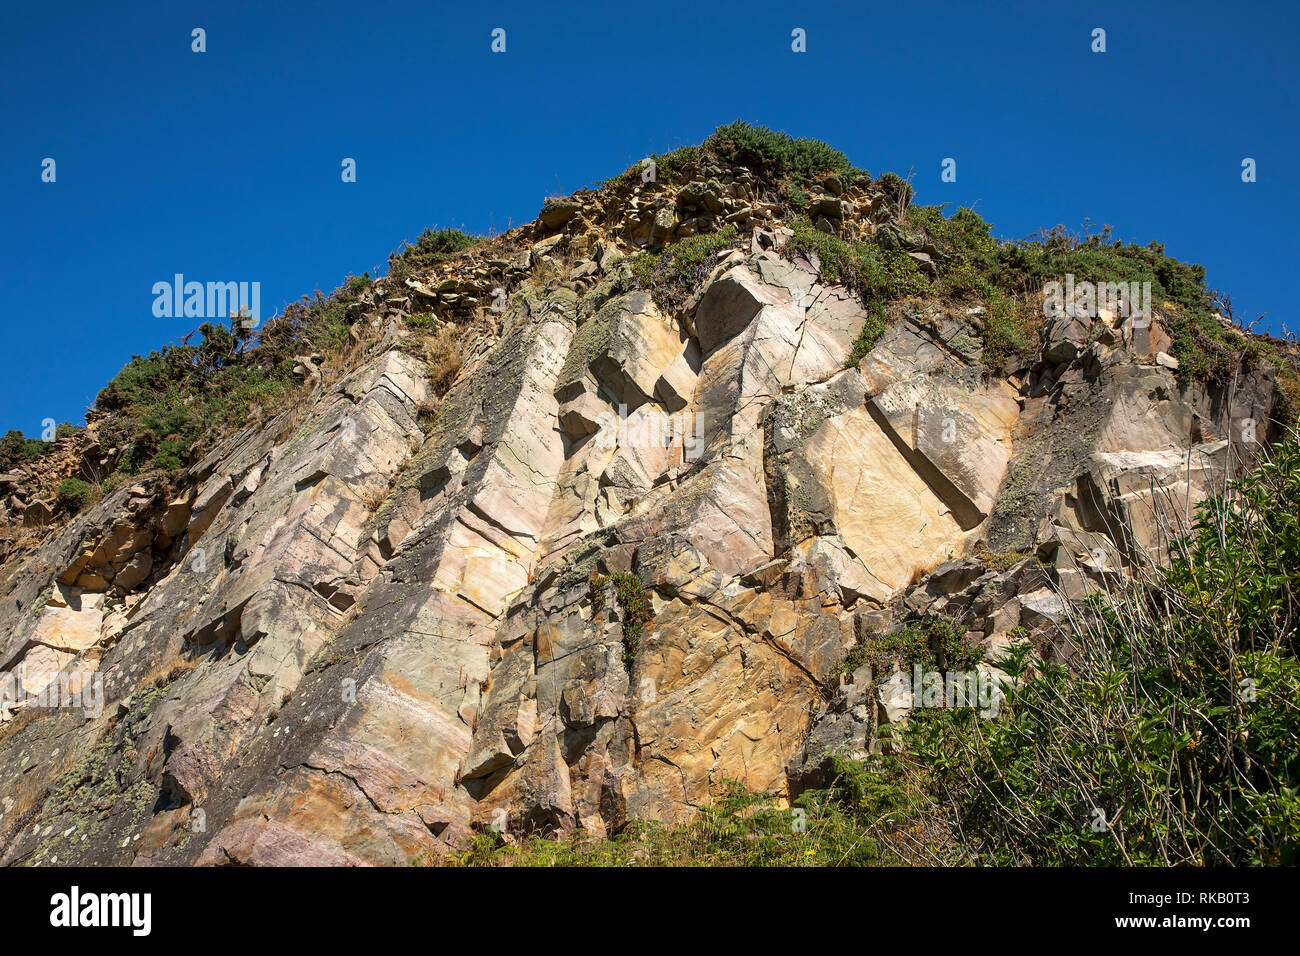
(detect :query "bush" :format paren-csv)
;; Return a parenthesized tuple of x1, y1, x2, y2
(591, 571, 654, 669)
(392, 228, 483, 273)
(0, 430, 52, 470)
(786, 219, 929, 303)
(973, 224, 1239, 379)
(876, 171, 914, 209)
(897, 433, 1300, 865)
(98, 308, 339, 475)
(980, 287, 1032, 366)
(832, 203, 1252, 378)
(845, 305, 887, 367)
(706, 121, 869, 186)
(603, 145, 702, 189)
(56, 477, 97, 513)
(842, 617, 983, 680)
(631, 225, 740, 309)
(440, 771, 915, 867)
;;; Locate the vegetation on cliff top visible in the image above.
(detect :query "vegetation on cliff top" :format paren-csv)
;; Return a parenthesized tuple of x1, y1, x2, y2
(94, 284, 366, 478)
(389, 227, 484, 281)
(18, 120, 1293, 515)
(614, 122, 1285, 397)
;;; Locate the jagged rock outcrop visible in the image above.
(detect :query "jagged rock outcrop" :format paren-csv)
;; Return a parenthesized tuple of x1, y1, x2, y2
(0, 152, 1283, 865)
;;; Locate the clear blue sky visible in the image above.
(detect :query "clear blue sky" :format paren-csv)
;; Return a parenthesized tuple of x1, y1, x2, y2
(2, 0, 1296, 434)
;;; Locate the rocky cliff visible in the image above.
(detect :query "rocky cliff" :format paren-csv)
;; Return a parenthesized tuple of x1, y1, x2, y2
(0, 127, 1287, 865)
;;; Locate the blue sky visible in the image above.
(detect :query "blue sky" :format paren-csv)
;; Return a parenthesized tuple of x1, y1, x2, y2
(2, 0, 1296, 433)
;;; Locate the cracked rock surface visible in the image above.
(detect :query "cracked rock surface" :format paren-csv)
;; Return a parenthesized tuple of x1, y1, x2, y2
(0, 184, 1279, 865)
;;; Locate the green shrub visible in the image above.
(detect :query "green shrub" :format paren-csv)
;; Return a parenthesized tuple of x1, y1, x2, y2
(980, 288, 1032, 365)
(706, 121, 869, 186)
(591, 571, 654, 668)
(392, 228, 483, 273)
(878, 205, 1255, 379)
(878, 249, 931, 299)
(982, 226, 1240, 378)
(631, 225, 739, 309)
(603, 145, 703, 189)
(0, 430, 52, 470)
(843, 617, 983, 681)
(441, 770, 920, 867)
(56, 477, 97, 512)
(875, 171, 914, 209)
(786, 219, 929, 303)
(845, 305, 887, 367)
(96, 306, 344, 475)
(899, 433, 1300, 865)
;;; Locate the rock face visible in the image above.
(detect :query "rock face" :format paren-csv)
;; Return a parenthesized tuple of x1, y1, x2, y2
(0, 169, 1282, 865)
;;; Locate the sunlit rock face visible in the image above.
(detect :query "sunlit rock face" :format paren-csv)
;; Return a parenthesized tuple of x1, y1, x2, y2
(0, 167, 1277, 866)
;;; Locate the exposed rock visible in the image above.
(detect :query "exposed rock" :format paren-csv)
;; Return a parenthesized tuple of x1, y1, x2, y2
(0, 151, 1283, 868)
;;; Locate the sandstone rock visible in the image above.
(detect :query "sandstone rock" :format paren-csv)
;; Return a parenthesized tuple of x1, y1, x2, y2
(539, 199, 582, 230)
(112, 550, 152, 591)
(21, 499, 52, 527)
(0, 154, 1281, 867)
(32, 586, 104, 652)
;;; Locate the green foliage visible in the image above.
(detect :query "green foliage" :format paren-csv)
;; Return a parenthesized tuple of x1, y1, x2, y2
(878, 249, 931, 299)
(631, 224, 739, 309)
(96, 294, 354, 475)
(55, 477, 97, 512)
(909, 205, 999, 263)
(900, 434, 1300, 865)
(392, 228, 483, 273)
(441, 767, 931, 867)
(82, 230, 418, 480)
(843, 617, 983, 681)
(845, 305, 887, 367)
(980, 287, 1032, 365)
(604, 145, 703, 189)
(786, 218, 929, 303)
(787, 219, 880, 294)
(591, 571, 653, 668)
(905, 210, 1244, 377)
(993, 228, 1237, 377)
(655, 145, 701, 181)
(604, 122, 871, 194)
(0, 430, 52, 470)
(706, 121, 869, 187)
(875, 171, 914, 209)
